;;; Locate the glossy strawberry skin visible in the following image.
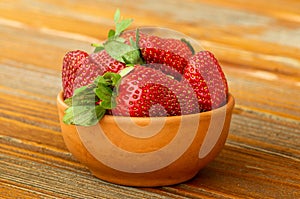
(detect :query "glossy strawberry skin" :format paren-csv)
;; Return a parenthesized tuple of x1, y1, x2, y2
(121, 31, 192, 59)
(121, 31, 193, 79)
(62, 50, 89, 99)
(63, 50, 126, 99)
(112, 65, 199, 117)
(140, 48, 188, 80)
(77, 50, 126, 86)
(183, 51, 228, 111)
(148, 37, 193, 60)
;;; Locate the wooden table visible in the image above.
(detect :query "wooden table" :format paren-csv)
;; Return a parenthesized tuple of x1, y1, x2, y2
(1, 0, 300, 198)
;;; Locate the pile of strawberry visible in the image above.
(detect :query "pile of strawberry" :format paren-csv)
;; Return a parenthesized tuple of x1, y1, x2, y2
(62, 10, 228, 126)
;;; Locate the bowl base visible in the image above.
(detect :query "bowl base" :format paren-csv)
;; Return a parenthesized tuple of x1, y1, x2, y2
(90, 169, 199, 187)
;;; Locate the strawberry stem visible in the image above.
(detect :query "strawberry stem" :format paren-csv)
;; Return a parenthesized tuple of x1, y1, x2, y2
(119, 66, 135, 77)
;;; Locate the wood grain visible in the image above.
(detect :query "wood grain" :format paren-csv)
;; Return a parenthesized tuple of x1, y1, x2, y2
(1, 0, 300, 198)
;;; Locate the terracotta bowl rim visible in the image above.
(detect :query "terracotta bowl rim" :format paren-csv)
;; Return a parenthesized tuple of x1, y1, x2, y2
(57, 91, 234, 121)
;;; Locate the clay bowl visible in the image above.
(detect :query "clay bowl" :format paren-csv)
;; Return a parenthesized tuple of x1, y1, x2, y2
(57, 91, 235, 187)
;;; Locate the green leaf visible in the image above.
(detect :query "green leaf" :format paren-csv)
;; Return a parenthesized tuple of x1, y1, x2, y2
(65, 84, 98, 107)
(121, 55, 132, 65)
(123, 50, 144, 65)
(93, 73, 121, 88)
(100, 100, 113, 109)
(94, 46, 104, 53)
(63, 105, 106, 126)
(115, 37, 125, 43)
(73, 85, 88, 95)
(114, 9, 120, 24)
(102, 72, 121, 86)
(126, 29, 140, 50)
(104, 40, 144, 64)
(94, 86, 112, 101)
(108, 29, 116, 40)
(93, 72, 121, 110)
(104, 40, 134, 62)
(63, 107, 76, 124)
(64, 97, 73, 106)
(72, 84, 96, 96)
(94, 76, 109, 86)
(115, 18, 133, 36)
(91, 43, 105, 53)
(62, 72, 121, 126)
(129, 37, 135, 48)
(110, 9, 133, 39)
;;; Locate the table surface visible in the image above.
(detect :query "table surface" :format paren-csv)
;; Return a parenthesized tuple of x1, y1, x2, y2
(1, 0, 300, 198)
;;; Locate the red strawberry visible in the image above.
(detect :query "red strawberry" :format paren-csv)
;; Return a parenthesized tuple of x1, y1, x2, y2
(62, 50, 126, 99)
(79, 50, 126, 79)
(121, 31, 193, 59)
(149, 37, 193, 60)
(141, 47, 188, 79)
(121, 31, 193, 79)
(62, 50, 89, 99)
(112, 65, 199, 117)
(183, 51, 228, 111)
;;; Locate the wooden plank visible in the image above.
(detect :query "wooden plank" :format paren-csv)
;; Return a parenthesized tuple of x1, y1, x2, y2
(0, 24, 94, 70)
(0, 153, 185, 198)
(195, 0, 300, 23)
(225, 65, 300, 120)
(1, 181, 54, 199)
(183, 144, 300, 199)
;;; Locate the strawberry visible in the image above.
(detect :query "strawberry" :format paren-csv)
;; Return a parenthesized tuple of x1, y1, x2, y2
(121, 31, 193, 59)
(62, 50, 89, 99)
(62, 49, 127, 100)
(141, 47, 188, 79)
(183, 51, 228, 111)
(112, 65, 199, 117)
(120, 31, 194, 79)
(78, 50, 126, 82)
(148, 37, 193, 60)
